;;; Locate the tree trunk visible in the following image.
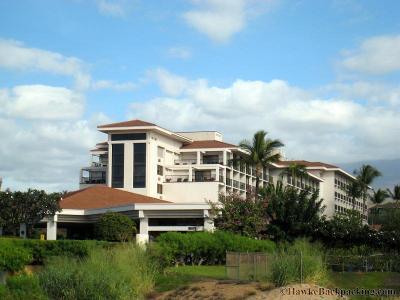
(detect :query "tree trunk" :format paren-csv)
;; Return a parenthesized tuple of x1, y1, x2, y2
(255, 166, 261, 200)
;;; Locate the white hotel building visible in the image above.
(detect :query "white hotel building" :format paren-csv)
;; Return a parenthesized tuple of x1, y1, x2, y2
(46, 119, 367, 242)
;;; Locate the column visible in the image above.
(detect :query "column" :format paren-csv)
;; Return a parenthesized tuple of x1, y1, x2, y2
(189, 167, 193, 182)
(196, 151, 201, 164)
(136, 211, 149, 245)
(215, 168, 219, 182)
(19, 223, 27, 239)
(203, 210, 215, 232)
(47, 215, 58, 240)
(223, 150, 227, 165)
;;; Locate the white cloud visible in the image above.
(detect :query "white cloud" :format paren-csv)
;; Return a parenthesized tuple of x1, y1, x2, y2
(92, 80, 137, 91)
(167, 47, 192, 59)
(0, 85, 85, 120)
(183, 0, 277, 43)
(0, 39, 91, 90)
(340, 35, 400, 75)
(95, 0, 130, 17)
(130, 70, 400, 163)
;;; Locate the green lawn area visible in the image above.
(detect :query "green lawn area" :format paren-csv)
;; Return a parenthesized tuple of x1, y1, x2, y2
(155, 265, 226, 292)
(327, 272, 400, 299)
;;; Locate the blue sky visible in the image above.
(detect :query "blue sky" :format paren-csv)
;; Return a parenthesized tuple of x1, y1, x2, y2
(0, 0, 400, 191)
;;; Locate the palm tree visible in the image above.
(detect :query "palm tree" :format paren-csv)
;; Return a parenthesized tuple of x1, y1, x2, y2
(354, 164, 381, 214)
(238, 130, 284, 198)
(280, 163, 308, 188)
(387, 185, 400, 203)
(370, 189, 389, 204)
(347, 180, 362, 210)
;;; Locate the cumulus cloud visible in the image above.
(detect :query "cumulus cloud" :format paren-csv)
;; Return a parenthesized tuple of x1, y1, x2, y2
(0, 85, 85, 120)
(183, 0, 277, 43)
(92, 80, 137, 91)
(340, 34, 400, 75)
(0, 39, 91, 90)
(130, 70, 400, 163)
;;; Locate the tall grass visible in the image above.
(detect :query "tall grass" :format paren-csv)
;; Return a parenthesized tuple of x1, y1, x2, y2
(38, 243, 157, 299)
(270, 238, 328, 286)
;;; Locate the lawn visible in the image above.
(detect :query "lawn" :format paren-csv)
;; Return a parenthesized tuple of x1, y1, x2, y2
(327, 272, 400, 299)
(155, 265, 226, 292)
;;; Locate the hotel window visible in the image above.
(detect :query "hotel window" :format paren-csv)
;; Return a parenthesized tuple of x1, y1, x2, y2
(133, 143, 146, 188)
(111, 133, 146, 141)
(111, 144, 124, 188)
(157, 184, 163, 194)
(157, 165, 163, 176)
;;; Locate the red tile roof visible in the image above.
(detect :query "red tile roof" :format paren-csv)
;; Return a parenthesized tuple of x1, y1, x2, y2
(275, 160, 338, 169)
(181, 140, 238, 149)
(98, 119, 156, 128)
(60, 186, 169, 210)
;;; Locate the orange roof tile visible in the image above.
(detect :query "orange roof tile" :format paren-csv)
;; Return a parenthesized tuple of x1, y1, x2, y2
(181, 140, 238, 149)
(98, 119, 156, 128)
(276, 160, 338, 169)
(60, 186, 169, 210)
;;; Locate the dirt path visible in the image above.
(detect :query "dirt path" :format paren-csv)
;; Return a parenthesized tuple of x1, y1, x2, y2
(150, 281, 345, 300)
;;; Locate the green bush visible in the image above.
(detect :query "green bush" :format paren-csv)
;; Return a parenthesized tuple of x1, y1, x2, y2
(95, 212, 136, 242)
(150, 231, 275, 266)
(0, 239, 32, 272)
(39, 244, 157, 300)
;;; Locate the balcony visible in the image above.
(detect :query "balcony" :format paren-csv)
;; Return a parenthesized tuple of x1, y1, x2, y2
(80, 177, 106, 184)
(164, 175, 221, 183)
(174, 158, 224, 166)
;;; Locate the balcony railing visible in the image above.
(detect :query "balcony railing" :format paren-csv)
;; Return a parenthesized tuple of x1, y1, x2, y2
(80, 177, 106, 184)
(164, 175, 219, 183)
(174, 159, 224, 165)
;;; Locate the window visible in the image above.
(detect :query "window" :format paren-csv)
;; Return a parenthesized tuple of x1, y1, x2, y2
(157, 184, 163, 194)
(111, 133, 146, 141)
(157, 146, 164, 158)
(133, 143, 146, 188)
(157, 165, 163, 176)
(111, 144, 124, 188)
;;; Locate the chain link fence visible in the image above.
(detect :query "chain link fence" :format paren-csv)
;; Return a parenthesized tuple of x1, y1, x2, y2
(226, 252, 400, 281)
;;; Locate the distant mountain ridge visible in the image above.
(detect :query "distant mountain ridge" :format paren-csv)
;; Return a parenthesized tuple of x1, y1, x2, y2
(337, 159, 400, 190)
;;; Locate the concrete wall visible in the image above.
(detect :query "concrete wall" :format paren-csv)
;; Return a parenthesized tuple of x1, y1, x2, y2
(176, 131, 222, 141)
(163, 182, 220, 203)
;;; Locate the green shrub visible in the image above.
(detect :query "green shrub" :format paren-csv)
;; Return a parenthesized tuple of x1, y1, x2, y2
(39, 244, 157, 300)
(0, 238, 113, 266)
(0, 240, 32, 272)
(95, 212, 136, 242)
(151, 231, 275, 266)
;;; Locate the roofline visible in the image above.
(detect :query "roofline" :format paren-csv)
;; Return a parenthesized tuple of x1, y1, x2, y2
(58, 203, 211, 215)
(176, 131, 222, 134)
(98, 125, 193, 143)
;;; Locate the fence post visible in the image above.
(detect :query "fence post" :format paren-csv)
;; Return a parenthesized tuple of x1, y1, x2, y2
(300, 251, 303, 284)
(238, 252, 241, 280)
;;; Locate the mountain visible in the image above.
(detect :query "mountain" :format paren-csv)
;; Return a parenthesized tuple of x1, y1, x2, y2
(337, 159, 400, 190)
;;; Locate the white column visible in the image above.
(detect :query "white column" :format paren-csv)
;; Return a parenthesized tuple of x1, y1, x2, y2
(136, 211, 149, 244)
(46, 215, 58, 240)
(215, 168, 219, 182)
(19, 223, 27, 239)
(223, 150, 227, 165)
(189, 167, 193, 182)
(196, 151, 201, 164)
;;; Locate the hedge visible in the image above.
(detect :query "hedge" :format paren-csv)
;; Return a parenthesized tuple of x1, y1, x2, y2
(0, 238, 113, 271)
(150, 231, 275, 266)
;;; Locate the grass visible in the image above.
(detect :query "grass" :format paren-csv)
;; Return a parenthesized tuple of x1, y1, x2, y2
(155, 265, 226, 292)
(327, 271, 400, 299)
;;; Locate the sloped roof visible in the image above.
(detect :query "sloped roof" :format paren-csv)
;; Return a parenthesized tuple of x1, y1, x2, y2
(98, 119, 156, 129)
(181, 140, 238, 149)
(60, 186, 169, 210)
(275, 160, 338, 169)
